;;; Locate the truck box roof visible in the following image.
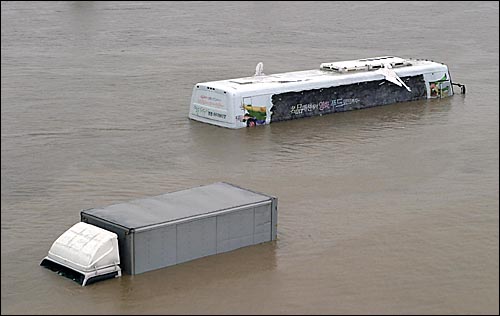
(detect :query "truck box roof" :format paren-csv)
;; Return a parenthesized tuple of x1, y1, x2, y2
(81, 182, 273, 231)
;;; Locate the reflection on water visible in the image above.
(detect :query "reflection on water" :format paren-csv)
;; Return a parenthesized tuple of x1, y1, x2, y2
(1, 1, 498, 314)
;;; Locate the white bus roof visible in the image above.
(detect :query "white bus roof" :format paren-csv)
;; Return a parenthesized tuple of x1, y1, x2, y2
(196, 57, 448, 95)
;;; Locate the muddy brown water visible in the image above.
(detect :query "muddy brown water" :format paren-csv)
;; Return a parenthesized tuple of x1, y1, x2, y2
(1, 1, 498, 314)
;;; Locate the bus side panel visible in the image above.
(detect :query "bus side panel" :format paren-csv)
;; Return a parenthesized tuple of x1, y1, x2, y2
(269, 75, 427, 122)
(236, 94, 273, 128)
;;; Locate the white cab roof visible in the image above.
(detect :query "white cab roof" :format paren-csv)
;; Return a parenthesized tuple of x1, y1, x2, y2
(46, 222, 119, 273)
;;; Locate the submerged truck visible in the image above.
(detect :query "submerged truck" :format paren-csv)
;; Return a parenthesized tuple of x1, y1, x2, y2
(188, 56, 465, 129)
(41, 182, 278, 286)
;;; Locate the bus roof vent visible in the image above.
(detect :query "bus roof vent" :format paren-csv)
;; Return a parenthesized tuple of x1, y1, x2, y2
(320, 56, 412, 73)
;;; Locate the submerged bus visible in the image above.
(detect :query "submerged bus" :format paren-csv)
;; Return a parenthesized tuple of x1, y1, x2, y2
(188, 56, 465, 129)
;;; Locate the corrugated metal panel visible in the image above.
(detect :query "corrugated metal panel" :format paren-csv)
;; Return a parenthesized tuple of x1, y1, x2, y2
(216, 208, 255, 253)
(176, 217, 217, 264)
(271, 197, 278, 241)
(254, 204, 272, 244)
(134, 225, 177, 275)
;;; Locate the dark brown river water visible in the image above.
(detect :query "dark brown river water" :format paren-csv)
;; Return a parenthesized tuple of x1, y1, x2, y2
(1, 1, 498, 314)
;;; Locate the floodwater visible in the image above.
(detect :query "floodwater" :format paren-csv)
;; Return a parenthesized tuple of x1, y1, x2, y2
(1, 1, 498, 314)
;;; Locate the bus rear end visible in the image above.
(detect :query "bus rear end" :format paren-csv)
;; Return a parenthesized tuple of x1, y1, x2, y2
(188, 84, 238, 128)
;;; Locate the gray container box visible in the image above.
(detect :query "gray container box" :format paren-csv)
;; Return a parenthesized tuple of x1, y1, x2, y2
(80, 182, 277, 275)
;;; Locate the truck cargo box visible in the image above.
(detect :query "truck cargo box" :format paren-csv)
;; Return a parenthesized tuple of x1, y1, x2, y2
(80, 182, 278, 275)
